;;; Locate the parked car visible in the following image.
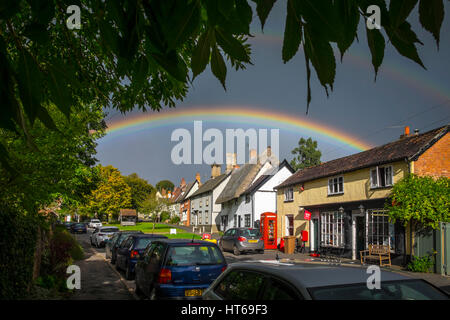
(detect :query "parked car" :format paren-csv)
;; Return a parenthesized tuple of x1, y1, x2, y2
(63, 222, 74, 231)
(106, 230, 144, 263)
(70, 222, 87, 234)
(90, 226, 119, 247)
(115, 234, 168, 280)
(135, 239, 227, 299)
(219, 228, 264, 255)
(202, 261, 449, 300)
(88, 219, 102, 229)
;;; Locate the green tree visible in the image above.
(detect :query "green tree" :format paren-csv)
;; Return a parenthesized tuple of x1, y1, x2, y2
(1, 0, 447, 167)
(82, 165, 132, 221)
(156, 180, 175, 192)
(290, 137, 322, 171)
(123, 173, 155, 211)
(385, 174, 450, 230)
(140, 189, 169, 219)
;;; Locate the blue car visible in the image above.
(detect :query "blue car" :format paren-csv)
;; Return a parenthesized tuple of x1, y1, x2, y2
(115, 234, 168, 280)
(135, 239, 227, 300)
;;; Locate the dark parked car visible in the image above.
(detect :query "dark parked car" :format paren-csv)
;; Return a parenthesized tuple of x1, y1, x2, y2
(219, 228, 264, 255)
(106, 230, 144, 263)
(203, 261, 449, 300)
(135, 239, 227, 300)
(116, 234, 168, 280)
(70, 223, 87, 234)
(63, 222, 74, 231)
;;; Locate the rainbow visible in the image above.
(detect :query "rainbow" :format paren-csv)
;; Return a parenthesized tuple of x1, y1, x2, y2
(104, 106, 374, 151)
(250, 33, 450, 102)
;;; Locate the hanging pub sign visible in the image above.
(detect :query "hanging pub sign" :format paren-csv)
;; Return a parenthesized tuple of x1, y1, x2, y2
(304, 209, 311, 221)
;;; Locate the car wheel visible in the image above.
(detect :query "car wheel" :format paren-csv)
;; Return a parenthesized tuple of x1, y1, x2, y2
(257, 249, 264, 254)
(111, 256, 116, 264)
(233, 245, 240, 256)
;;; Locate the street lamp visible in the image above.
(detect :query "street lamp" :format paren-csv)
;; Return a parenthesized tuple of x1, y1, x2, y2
(359, 204, 365, 214)
(339, 206, 344, 213)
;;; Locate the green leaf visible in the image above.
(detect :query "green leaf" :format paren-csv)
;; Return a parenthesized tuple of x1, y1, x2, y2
(235, 0, 253, 34)
(47, 60, 75, 119)
(215, 28, 250, 62)
(419, 0, 444, 48)
(192, 29, 214, 79)
(218, 0, 234, 17)
(0, 0, 22, 20)
(389, 0, 419, 29)
(366, 28, 385, 79)
(386, 21, 425, 68)
(36, 105, 58, 131)
(336, 0, 360, 60)
(16, 50, 43, 125)
(99, 21, 120, 54)
(297, 0, 339, 42)
(252, 0, 277, 30)
(132, 56, 149, 89)
(303, 26, 336, 94)
(210, 45, 227, 90)
(164, 0, 201, 51)
(150, 51, 188, 82)
(23, 22, 50, 44)
(27, 0, 55, 26)
(282, 0, 302, 63)
(304, 53, 312, 112)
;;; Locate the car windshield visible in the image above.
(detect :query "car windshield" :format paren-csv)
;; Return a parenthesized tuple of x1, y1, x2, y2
(74, 223, 84, 227)
(308, 279, 449, 300)
(239, 228, 261, 237)
(166, 245, 225, 266)
(91, 220, 100, 223)
(101, 228, 118, 233)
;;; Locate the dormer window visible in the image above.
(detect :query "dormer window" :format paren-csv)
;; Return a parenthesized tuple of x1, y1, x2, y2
(371, 166, 393, 188)
(328, 176, 344, 195)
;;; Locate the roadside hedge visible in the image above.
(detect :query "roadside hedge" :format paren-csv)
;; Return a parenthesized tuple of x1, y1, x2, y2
(0, 206, 39, 299)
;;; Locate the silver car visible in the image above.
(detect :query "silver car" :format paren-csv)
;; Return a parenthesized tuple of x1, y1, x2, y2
(90, 226, 119, 247)
(219, 228, 264, 255)
(203, 261, 449, 300)
(88, 219, 102, 229)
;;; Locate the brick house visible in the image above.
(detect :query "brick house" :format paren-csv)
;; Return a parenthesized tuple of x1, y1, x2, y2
(178, 173, 201, 226)
(275, 125, 449, 263)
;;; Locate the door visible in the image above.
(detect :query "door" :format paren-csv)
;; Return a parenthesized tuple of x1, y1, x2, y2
(312, 219, 319, 252)
(356, 216, 365, 259)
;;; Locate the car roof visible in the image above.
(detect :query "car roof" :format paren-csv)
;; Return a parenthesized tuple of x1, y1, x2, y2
(154, 239, 217, 245)
(129, 233, 168, 239)
(226, 261, 411, 288)
(99, 226, 119, 230)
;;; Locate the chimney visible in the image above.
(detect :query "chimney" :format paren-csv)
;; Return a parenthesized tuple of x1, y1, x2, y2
(233, 164, 240, 169)
(180, 177, 186, 187)
(211, 164, 221, 178)
(414, 129, 420, 135)
(226, 152, 237, 172)
(400, 126, 410, 139)
(267, 146, 272, 157)
(195, 172, 201, 185)
(249, 149, 257, 163)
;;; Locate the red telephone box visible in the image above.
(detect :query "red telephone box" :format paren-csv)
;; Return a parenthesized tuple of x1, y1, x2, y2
(260, 212, 277, 250)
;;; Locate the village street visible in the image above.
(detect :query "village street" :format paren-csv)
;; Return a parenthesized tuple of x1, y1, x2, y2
(68, 229, 450, 300)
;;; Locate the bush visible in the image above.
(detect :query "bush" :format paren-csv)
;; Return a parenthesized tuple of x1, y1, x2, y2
(169, 216, 180, 224)
(407, 255, 434, 273)
(0, 206, 39, 299)
(160, 211, 170, 222)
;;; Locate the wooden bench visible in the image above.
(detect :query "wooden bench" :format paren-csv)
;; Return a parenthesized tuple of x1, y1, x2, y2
(360, 244, 391, 267)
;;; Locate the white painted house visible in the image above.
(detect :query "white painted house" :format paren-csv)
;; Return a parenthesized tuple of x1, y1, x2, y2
(216, 148, 294, 231)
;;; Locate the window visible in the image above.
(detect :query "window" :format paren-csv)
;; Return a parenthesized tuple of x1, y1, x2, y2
(320, 211, 344, 247)
(214, 270, 266, 299)
(284, 188, 293, 202)
(244, 214, 251, 227)
(245, 195, 250, 203)
(370, 166, 393, 188)
(233, 215, 237, 227)
(261, 278, 301, 300)
(367, 209, 395, 250)
(205, 211, 209, 224)
(200, 200, 202, 208)
(199, 213, 202, 225)
(166, 245, 224, 266)
(328, 176, 344, 195)
(206, 198, 209, 207)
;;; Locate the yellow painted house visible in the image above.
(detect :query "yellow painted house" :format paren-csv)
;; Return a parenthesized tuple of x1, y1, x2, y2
(275, 125, 449, 263)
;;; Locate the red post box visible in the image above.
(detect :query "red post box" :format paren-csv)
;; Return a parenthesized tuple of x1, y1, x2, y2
(301, 230, 308, 242)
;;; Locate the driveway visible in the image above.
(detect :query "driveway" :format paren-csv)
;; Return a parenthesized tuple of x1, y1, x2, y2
(70, 231, 135, 300)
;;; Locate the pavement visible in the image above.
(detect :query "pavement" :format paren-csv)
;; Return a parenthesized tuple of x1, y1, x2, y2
(70, 229, 450, 299)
